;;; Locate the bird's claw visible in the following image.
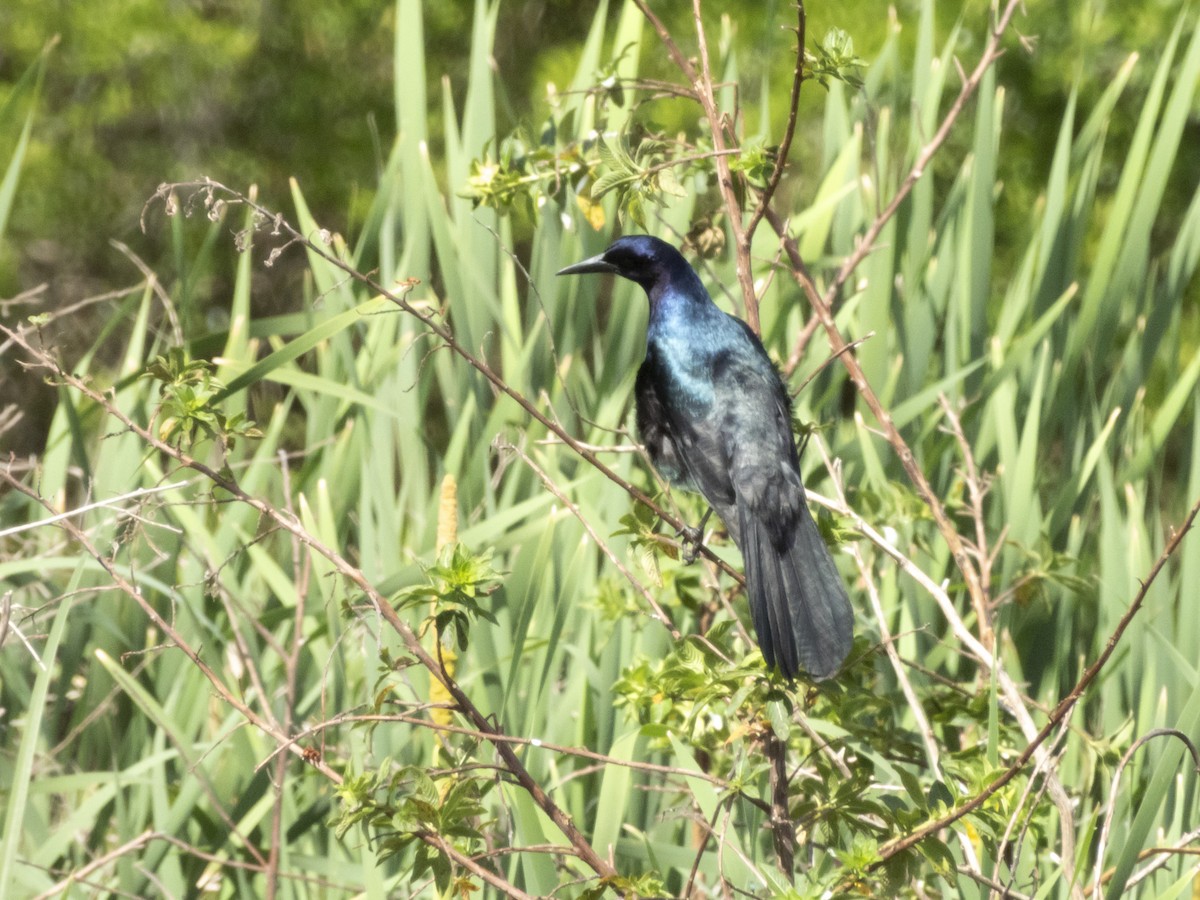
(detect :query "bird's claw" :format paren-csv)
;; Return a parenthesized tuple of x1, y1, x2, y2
(675, 508, 713, 564)
(677, 524, 704, 564)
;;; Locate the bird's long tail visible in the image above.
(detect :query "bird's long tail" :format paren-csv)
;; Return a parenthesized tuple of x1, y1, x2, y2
(739, 503, 853, 680)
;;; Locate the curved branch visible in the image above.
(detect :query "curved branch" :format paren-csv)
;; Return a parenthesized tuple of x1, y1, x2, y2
(1092, 728, 1200, 893)
(867, 490, 1200, 871)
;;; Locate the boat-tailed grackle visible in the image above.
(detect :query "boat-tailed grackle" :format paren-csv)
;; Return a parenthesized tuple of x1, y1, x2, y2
(558, 235, 853, 680)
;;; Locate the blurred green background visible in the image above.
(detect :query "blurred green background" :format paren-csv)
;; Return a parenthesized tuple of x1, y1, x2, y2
(2, 0, 1195, 458)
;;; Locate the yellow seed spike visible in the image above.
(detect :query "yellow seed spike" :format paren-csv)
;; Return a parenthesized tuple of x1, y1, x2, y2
(430, 475, 458, 759)
(436, 474, 458, 551)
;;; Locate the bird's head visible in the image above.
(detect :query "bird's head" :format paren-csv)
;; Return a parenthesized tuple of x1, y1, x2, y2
(556, 235, 692, 293)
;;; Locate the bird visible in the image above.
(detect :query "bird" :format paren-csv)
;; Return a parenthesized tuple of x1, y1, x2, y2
(558, 234, 853, 680)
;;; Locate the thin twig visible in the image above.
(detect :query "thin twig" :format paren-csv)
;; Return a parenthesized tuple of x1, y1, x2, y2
(0, 323, 619, 883)
(939, 395, 995, 653)
(423, 831, 537, 900)
(819, 0, 1023, 318)
(1087, 825, 1200, 896)
(765, 728, 795, 880)
(270, 710, 745, 797)
(684, 797, 729, 898)
(867, 490, 1200, 871)
(30, 831, 160, 900)
(817, 439, 985, 878)
(1091, 728, 1200, 894)
(995, 714, 1076, 894)
(744, 1, 807, 247)
(0, 481, 190, 539)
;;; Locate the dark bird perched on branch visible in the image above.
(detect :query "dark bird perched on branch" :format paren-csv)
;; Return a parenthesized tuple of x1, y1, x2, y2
(558, 235, 853, 680)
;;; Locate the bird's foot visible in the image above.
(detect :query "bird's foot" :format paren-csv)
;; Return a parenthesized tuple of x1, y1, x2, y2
(675, 508, 713, 564)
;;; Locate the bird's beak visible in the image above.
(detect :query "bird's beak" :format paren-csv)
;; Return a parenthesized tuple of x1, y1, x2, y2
(556, 254, 618, 277)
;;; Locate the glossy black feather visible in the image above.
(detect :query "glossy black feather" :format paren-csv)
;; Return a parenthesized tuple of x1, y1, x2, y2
(559, 235, 853, 680)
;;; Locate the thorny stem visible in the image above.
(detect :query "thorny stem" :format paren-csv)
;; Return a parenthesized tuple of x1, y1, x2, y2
(819, 0, 1023, 318)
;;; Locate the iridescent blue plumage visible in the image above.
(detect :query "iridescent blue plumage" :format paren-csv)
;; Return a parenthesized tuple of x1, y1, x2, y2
(559, 235, 853, 680)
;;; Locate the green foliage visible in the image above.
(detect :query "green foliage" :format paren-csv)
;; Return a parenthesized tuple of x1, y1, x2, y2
(459, 24, 863, 229)
(140, 348, 263, 451)
(333, 761, 490, 895)
(805, 28, 868, 90)
(393, 543, 502, 650)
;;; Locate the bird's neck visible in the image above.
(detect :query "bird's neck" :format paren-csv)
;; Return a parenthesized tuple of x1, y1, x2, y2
(647, 270, 713, 323)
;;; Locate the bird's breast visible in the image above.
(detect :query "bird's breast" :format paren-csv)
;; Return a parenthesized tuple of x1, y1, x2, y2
(644, 333, 717, 417)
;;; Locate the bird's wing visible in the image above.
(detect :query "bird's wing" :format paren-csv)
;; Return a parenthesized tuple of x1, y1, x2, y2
(635, 355, 692, 488)
(712, 350, 853, 679)
(635, 339, 786, 529)
(639, 339, 852, 678)
(711, 350, 803, 526)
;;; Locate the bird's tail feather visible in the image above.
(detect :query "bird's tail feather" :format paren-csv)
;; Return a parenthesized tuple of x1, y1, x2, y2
(740, 504, 853, 681)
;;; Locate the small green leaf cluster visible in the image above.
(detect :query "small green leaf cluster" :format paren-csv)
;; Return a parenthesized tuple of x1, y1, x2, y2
(333, 762, 489, 896)
(462, 28, 863, 229)
(589, 136, 687, 228)
(614, 620, 768, 743)
(139, 349, 262, 451)
(727, 140, 779, 188)
(804, 28, 868, 90)
(579, 871, 667, 900)
(460, 123, 693, 230)
(463, 126, 595, 221)
(392, 543, 502, 651)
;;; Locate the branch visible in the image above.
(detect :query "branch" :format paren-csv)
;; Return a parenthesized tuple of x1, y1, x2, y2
(744, 1, 807, 247)
(0, 323, 620, 884)
(868, 489, 1200, 870)
(632, 0, 760, 330)
(277, 711, 743, 796)
(0, 480, 189, 539)
(423, 831, 537, 900)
